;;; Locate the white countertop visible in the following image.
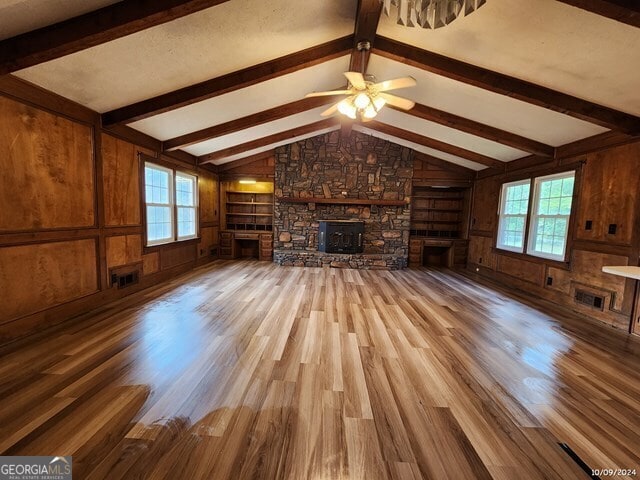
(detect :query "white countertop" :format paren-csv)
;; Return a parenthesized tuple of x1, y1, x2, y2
(602, 266, 640, 280)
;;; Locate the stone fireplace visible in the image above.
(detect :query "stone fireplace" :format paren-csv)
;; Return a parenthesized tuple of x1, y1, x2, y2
(272, 130, 413, 270)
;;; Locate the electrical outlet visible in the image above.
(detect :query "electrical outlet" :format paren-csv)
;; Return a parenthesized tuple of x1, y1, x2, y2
(608, 224, 617, 235)
(546, 276, 553, 286)
(585, 220, 592, 230)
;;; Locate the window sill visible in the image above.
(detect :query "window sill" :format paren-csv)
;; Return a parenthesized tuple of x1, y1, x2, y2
(143, 237, 200, 254)
(492, 247, 570, 269)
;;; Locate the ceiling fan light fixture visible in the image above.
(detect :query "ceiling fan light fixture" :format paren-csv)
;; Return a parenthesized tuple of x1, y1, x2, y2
(373, 96, 386, 111)
(381, 0, 486, 29)
(363, 104, 378, 119)
(337, 98, 357, 119)
(354, 92, 371, 109)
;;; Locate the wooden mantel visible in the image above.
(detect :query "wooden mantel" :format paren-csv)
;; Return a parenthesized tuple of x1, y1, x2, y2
(277, 196, 407, 206)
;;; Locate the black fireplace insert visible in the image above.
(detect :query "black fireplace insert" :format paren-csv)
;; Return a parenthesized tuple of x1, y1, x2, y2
(318, 221, 364, 254)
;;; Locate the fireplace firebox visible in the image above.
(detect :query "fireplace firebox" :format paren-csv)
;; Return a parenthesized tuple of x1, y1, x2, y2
(318, 221, 364, 254)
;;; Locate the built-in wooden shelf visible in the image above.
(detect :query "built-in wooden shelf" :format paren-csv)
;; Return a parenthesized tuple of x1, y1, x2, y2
(278, 197, 407, 206)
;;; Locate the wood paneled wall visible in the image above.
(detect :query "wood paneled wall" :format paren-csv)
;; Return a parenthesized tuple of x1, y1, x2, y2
(0, 83, 219, 344)
(467, 141, 640, 330)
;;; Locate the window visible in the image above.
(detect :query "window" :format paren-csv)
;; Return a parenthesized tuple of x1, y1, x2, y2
(527, 172, 575, 261)
(497, 179, 531, 253)
(496, 171, 575, 261)
(144, 162, 198, 246)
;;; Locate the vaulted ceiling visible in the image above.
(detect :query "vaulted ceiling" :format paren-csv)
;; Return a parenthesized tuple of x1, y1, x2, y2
(2, 0, 639, 171)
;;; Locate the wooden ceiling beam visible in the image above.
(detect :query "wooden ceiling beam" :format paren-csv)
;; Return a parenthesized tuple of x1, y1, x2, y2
(349, 0, 384, 73)
(198, 118, 340, 164)
(0, 0, 230, 75)
(373, 36, 640, 135)
(556, 0, 640, 28)
(217, 151, 275, 171)
(413, 152, 475, 177)
(392, 103, 556, 157)
(365, 121, 505, 168)
(102, 35, 354, 126)
(163, 96, 341, 151)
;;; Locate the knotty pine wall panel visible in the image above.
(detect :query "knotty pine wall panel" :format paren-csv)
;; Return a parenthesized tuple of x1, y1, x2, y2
(106, 234, 143, 269)
(161, 243, 196, 270)
(468, 235, 496, 270)
(0, 96, 94, 231)
(0, 239, 98, 324)
(102, 134, 154, 227)
(470, 175, 500, 234)
(142, 252, 160, 275)
(547, 250, 628, 310)
(199, 171, 218, 224)
(496, 255, 545, 285)
(467, 139, 640, 331)
(575, 143, 640, 246)
(198, 226, 218, 258)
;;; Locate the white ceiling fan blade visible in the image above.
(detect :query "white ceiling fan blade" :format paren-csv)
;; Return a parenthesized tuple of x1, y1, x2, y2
(305, 89, 352, 97)
(320, 102, 341, 117)
(378, 92, 415, 110)
(344, 71, 366, 90)
(372, 76, 417, 92)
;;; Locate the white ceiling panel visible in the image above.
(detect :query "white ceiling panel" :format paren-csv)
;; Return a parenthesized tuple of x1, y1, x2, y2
(368, 54, 609, 147)
(14, 0, 356, 112)
(377, 0, 640, 115)
(354, 125, 486, 171)
(373, 108, 528, 161)
(131, 56, 350, 141)
(210, 126, 340, 165)
(184, 106, 334, 156)
(0, 0, 120, 40)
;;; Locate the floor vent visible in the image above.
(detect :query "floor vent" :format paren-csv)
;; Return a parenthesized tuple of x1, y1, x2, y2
(575, 289, 604, 310)
(558, 443, 600, 479)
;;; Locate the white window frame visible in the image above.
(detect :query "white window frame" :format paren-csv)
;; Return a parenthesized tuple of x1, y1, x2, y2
(144, 162, 199, 247)
(496, 179, 531, 253)
(175, 171, 198, 241)
(526, 171, 575, 261)
(145, 163, 175, 246)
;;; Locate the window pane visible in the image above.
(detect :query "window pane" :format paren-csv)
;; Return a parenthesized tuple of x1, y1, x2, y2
(176, 174, 195, 207)
(527, 172, 574, 260)
(177, 207, 196, 238)
(147, 206, 172, 242)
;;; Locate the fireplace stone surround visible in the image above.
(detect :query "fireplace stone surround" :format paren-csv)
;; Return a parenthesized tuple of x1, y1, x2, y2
(272, 131, 413, 270)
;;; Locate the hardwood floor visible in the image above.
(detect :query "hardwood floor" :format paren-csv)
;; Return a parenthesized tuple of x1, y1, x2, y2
(1, 260, 640, 479)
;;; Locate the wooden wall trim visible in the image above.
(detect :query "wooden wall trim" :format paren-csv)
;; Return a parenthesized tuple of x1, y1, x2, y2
(0, 75, 98, 125)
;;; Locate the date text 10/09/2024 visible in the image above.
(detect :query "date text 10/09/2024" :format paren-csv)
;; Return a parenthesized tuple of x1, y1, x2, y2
(591, 469, 637, 477)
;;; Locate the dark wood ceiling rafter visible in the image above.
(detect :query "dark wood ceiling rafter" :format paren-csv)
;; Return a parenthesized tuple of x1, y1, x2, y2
(556, 0, 640, 28)
(373, 36, 640, 135)
(349, 0, 384, 73)
(364, 121, 506, 168)
(0, 0, 231, 75)
(342, 0, 384, 139)
(413, 152, 475, 177)
(198, 118, 340, 164)
(216, 150, 275, 172)
(102, 35, 354, 126)
(163, 95, 342, 151)
(393, 103, 556, 157)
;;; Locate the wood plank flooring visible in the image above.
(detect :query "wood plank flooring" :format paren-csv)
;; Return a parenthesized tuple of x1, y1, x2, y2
(1, 260, 640, 479)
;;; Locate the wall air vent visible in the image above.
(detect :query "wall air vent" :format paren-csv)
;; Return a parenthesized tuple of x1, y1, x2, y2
(574, 289, 604, 310)
(111, 270, 139, 289)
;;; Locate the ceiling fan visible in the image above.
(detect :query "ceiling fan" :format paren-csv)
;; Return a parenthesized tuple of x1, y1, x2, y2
(305, 71, 417, 121)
